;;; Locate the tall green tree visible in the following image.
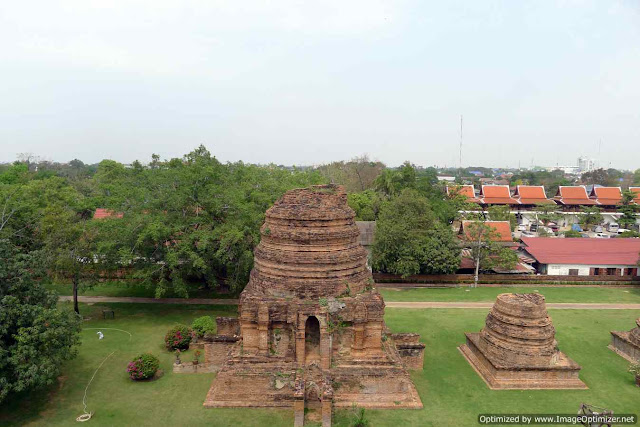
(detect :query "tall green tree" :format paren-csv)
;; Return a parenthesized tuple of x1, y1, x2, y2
(91, 146, 327, 295)
(0, 240, 81, 403)
(535, 203, 562, 226)
(372, 190, 460, 277)
(42, 207, 100, 314)
(618, 190, 638, 230)
(487, 205, 517, 231)
(463, 222, 518, 287)
(580, 206, 603, 230)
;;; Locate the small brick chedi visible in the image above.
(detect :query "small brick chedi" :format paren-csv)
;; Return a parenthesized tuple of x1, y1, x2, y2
(459, 293, 586, 389)
(609, 317, 640, 362)
(203, 185, 424, 426)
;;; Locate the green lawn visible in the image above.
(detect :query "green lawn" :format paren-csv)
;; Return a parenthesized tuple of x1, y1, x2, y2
(45, 281, 237, 299)
(1, 303, 638, 427)
(379, 286, 640, 304)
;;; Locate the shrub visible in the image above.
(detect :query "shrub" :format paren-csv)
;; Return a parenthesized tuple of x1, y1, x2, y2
(563, 230, 582, 238)
(629, 362, 640, 377)
(127, 353, 160, 380)
(351, 405, 370, 427)
(191, 316, 215, 338)
(164, 325, 192, 350)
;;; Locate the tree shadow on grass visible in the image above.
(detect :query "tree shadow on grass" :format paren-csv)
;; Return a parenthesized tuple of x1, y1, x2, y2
(0, 381, 58, 426)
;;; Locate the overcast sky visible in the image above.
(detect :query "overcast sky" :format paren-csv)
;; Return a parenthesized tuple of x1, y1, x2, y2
(1, 1, 639, 169)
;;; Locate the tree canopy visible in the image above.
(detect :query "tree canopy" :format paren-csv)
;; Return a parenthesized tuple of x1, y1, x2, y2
(0, 240, 81, 403)
(371, 189, 460, 277)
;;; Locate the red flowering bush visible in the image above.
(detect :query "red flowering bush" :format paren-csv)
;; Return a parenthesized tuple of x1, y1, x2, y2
(127, 353, 159, 380)
(164, 325, 192, 350)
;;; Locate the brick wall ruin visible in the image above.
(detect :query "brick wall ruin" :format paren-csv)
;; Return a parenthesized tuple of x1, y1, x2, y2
(201, 185, 424, 426)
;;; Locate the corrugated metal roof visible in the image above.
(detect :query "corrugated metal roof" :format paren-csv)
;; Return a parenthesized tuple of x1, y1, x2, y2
(521, 237, 640, 265)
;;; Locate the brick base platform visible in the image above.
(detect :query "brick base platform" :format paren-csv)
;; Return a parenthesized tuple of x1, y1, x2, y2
(459, 333, 587, 390)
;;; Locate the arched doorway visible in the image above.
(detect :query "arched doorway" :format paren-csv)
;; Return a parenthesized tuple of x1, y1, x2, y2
(305, 316, 321, 364)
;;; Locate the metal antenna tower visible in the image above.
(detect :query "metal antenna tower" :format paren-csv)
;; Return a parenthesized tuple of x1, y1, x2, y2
(459, 115, 463, 170)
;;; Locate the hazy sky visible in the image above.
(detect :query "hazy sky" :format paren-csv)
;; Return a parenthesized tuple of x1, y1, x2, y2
(1, 1, 639, 169)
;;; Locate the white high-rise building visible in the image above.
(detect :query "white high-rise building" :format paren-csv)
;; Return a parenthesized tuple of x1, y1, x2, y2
(577, 156, 595, 172)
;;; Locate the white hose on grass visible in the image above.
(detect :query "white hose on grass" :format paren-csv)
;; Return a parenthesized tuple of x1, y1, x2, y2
(76, 328, 132, 422)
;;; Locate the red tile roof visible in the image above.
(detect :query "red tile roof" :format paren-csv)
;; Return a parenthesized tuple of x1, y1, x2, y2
(521, 237, 640, 265)
(513, 185, 555, 205)
(479, 185, 520, 205)
(553, 186, 597, 205)
(590, 186, 622, 205)
(460, 220, 513, 242)
(628, 187, 640, 204)
(93, 208, 124, 219)
(446, 185, 479, 203)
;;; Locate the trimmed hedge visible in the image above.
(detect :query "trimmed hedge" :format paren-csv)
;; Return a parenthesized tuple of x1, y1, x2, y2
(127, 353, 160, 380)
(191, 316, 215, 338)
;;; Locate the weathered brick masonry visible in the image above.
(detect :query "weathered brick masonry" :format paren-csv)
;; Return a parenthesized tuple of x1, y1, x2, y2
(609, 317, 640, 362)
(459, 293, 586, 389)
(202, 185, 424, 426)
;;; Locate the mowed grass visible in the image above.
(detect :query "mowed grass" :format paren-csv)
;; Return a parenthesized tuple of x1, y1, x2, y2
(1, 303, 639, 427)
(379, 286, 640, 304)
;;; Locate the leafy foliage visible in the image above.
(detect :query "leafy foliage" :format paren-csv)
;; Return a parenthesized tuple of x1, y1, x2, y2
(579, 206, 603, 229)
(619, 190, 638, 230)
(0, 240, 81, 403)
(487, 205, 517, 231)
(191, 316, 215, 338)
(461, 221, 518, 286)
(126, 353, 160, 380)
(563, 230, 583, 238)
(581, 168, 618, 187)
(164, 325, 193, 350)
(347, 190, 381, 221)
(351, 405, 370, 427)
(372, 189, 460, 277)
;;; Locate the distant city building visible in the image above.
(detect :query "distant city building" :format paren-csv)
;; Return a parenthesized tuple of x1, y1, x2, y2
(542, 165, 580, 174)
(577, 156, 596, 173)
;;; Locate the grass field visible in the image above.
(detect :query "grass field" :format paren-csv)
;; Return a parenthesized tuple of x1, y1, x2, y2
(1, 300, 638, 427)
(379, 286, 640, 303)
(48, 282, 640, 306)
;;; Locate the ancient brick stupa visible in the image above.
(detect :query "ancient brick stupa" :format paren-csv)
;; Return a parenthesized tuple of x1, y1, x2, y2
(203, 185, 424, 426)
(459, 293, 586, 389)
(610, 318, 640, 362)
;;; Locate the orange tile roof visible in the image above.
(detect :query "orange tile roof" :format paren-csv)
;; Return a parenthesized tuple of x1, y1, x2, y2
(460, 220, 513, 242)
(479, 185, 520, 205)
(553, 186, 597, 205)
(630, 187, 640, 204)
(93, 208, 124, 219)
(513, 185, 555, 205)
(446, 185, 479, 203)
(590, 186, 622, 205)
(589, 186, 622, 205)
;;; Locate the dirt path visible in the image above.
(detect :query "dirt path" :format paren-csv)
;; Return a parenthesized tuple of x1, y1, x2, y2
(59, 296, 640, 310)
